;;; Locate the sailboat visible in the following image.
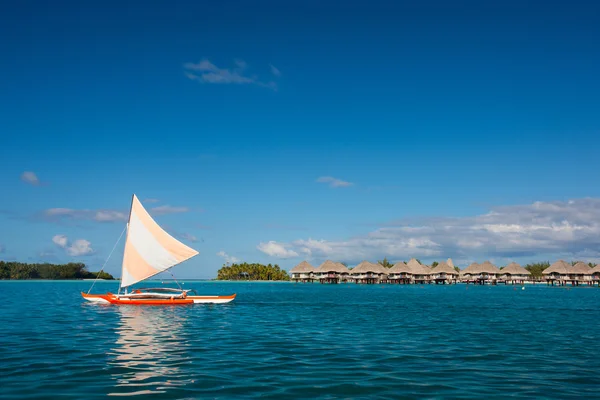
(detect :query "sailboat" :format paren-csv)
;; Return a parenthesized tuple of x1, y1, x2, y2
(82, 194, 236, 305)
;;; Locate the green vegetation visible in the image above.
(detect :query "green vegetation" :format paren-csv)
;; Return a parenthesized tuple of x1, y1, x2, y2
(216, 262, 290, 281)
(431, 261, 439, 267)
(524, 262, 550, 279)
(0, 261, 114, 280)
(378, 257, 393, 268)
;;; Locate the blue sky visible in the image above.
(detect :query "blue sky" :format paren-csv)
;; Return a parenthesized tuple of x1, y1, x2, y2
(1, 0, 600, 278)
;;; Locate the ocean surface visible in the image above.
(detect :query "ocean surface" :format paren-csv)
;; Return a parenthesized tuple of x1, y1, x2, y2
(1, 281, 599, 399)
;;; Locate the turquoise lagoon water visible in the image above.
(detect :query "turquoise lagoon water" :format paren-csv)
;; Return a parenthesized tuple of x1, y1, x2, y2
(1, 281, 599, 399)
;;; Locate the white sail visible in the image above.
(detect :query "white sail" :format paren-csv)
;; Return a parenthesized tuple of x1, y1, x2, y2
(120, 195, 198, 288)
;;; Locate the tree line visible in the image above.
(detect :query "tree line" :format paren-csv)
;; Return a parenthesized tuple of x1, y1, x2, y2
(0, 261, 114, 280)
(217, 262, 290, 281)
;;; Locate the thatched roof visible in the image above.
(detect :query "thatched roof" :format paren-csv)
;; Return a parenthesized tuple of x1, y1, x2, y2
(591, 264, 600, 274)
(569, 262, 592, 275)
(389, 261, 411, 273)
(406, 258, 421, 269)
(335, 262, 350, 272)
(316, 260, 349, 273)
(289, 261, 315, 273)
(411, 264, 431, 275)
(501, 262, 531, 275)
(351, 261, 384, 274)
(461, 262, 479, 275)
(447, 258, 455, 269)
(543, 260, 570, 275)
(431, 261, 457, 275)
(479, 261, 500, 274)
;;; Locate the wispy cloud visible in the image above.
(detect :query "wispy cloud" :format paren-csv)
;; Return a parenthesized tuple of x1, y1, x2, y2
(184, 59, 278, 90)
(217, 250, 240, 264)
(52, 234, 95, 257)
(0, 244, 5, 254)
(20, 171, 42, 186)
(39, 204, 190, 224)
(42, 208, 128, 223)
(150, 205, 189, 216)
(257, 241, 299, 258)
(316, 176, 354, 188)
(178, 232, 198, 243)
(256, 198, 600, 265)
(143, 198, 160, 204)
(269, 63, 281, 77)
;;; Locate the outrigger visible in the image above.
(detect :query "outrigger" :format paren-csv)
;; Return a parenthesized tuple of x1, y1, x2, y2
(82, 194, 236, 305)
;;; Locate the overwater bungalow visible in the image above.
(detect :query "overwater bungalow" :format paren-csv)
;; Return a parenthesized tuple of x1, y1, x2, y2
(388, 261, 412, 284)
(500, 262, 531, 284)
(566, 262, 593, 286)
(316, 260, 349, 284)
(351, 261, 385, 284)
(591, 264, 600, 284)
(543, 260, 570, 285)
(460, 262, 480, 283)
(477, 261, 501, 284)
(290, 261, 316, 283)
(406, 259, 431, 284)
(430, 261, 458, 284)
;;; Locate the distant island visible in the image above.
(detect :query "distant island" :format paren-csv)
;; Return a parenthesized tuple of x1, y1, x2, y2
(0, 261, 114, 280)
(216, 262, 290, 281)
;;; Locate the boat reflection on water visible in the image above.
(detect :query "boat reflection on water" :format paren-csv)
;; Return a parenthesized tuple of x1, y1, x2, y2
(107, 306, 194, 397)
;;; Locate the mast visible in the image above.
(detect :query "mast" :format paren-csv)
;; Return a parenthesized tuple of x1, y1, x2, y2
(118, 194, 135, 294)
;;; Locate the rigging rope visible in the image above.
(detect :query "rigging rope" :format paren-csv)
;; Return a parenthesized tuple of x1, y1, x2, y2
(169, 270, 183, 290)
(87, 224, 127, 294)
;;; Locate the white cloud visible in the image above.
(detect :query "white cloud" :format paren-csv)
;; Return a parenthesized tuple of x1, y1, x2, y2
(143, 198, 160, 204)
(257, 198, 600, 265)
(217, 251, 240, 264)
(256, 241, 299, 258)
(270, 63, 281, 77)
(52, 234, 68, 247)
(20, 171, 41, 186)
(316, 176, 353, 188)
(52, 234, 94, 257)
(184, 59, 277, 90)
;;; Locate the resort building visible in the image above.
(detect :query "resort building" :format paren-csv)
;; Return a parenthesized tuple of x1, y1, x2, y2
(430, 261, 458, 284)
(566, 262, 592, 286)
(460, 262, 479, 283)
(287, 258, 599, 287)
(290, 261, 316, 283)
(407, 259, 431, 284)
(543, 260, 571, 285)
(315, 260, 349, 284)
(351, 261, 386, 284)
(388, 261, 412, 284)
(500, 262, 531, 284)
(477, 261, 501, 284)
(592, 264, 600, 284)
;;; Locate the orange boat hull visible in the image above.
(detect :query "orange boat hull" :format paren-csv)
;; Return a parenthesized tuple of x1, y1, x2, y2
(81, 292, 236, 305)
